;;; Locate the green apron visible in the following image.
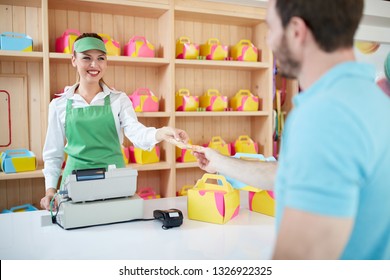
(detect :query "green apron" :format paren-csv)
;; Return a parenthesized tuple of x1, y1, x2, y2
(60, 94, 125, 188)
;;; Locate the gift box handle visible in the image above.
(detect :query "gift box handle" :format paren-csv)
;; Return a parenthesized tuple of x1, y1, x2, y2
(61, 29, 81, 37)
(205, 89, 220, 96)
(1, 32, 31, 39)
(196, 173, 233, 192)
(237, 39, 253, 46)
(98, 33, 112, 40)
(177, 88, 191, 96)
(178, 37, 191, 44)
(207, 38, 220, 45)
(210, 136, 225, 144)
(236, 89, 253, 96)
(138, 187, 156, 196)
(132, 88, 154, 96)
(2, 149, 30, 157)
(237, 135, 253, 143)
(129, 36, 147, 43)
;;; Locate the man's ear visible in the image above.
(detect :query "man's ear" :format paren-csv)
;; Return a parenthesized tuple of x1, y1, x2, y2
(287, 16, 309, 47)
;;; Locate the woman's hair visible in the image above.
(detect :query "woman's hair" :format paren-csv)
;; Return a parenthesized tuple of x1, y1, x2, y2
(275, 0, 363, 52)
(73, 33, 108, 86)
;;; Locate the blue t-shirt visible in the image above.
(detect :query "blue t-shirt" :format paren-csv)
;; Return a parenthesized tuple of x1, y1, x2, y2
(275, 62, 390, 259)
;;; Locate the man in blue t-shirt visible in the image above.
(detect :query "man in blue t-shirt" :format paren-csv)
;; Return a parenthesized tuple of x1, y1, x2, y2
(193, 0, 390, 259)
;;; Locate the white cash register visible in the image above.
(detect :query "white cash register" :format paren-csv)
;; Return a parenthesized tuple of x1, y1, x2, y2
(54, 166, 144, 229)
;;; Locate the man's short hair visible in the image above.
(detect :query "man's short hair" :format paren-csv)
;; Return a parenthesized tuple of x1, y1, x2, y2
(275, 0, 364, 52)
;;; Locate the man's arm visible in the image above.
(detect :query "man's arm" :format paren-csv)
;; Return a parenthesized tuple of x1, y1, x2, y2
(193, 148, 277, 190)
(273, 207, 353, 259)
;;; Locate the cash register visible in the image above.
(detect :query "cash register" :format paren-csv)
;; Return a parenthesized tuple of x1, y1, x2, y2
(54, 166, 143, 229)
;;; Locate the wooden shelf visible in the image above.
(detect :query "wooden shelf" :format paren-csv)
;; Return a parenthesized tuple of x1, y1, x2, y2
(0, 168, 44, 181)
(0, 51, 43, 62)
(175, 59, 269, 70)
(0, 0, 41, 7)
(49, 53, 170, 67)
(127, 161, 171, 171)
(48, 0, 169, 18)
(175, 162, 198, 169)
(136, 112, 171, 118)
(175, 111, 269, 117)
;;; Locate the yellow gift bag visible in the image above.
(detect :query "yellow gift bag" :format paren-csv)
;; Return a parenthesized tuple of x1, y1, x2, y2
(98, 33, 120, 56)
(249, 190, 275, 217)
(206, 136, 231, 156)
(230, 89, 260, 111)
(175, 88, 199, 111)
(199, 89, 228, 111)
(231, 39, 258, 62)
(188, 174, 240, 224)
(176, 37, 199, 59)
(200, 38, 228, 60)
(232, 135, 258, 154)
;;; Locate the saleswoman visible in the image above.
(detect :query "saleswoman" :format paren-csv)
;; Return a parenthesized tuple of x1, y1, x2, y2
(40, 33, 188, 210)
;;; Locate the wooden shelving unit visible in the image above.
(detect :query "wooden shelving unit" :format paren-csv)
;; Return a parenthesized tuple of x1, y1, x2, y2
(0, 0, 297, 210)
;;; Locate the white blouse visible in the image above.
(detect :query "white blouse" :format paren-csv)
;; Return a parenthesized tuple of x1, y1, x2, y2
(42, 83, 158, 190)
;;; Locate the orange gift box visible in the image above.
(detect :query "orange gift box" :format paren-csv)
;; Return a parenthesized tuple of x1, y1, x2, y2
(188, 174, 240, 224)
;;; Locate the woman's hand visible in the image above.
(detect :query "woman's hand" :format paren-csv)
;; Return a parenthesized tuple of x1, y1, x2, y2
(156, 126, 189, 144)
(40, 188, 57, 211)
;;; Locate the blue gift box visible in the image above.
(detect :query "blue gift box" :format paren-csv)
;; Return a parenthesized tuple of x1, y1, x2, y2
(0, 32, 33, 52)
(2, 204, 38, 214)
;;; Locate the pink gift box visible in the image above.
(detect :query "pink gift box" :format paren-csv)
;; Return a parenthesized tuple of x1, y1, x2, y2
(124, 36, 155, 57)
(55, 29, 81, 53)
(129, 88, 159, 112)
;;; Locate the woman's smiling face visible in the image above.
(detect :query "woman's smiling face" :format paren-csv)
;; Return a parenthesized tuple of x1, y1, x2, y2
(72, 49, 107, 84)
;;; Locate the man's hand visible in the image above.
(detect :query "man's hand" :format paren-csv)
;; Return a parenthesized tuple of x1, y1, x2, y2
(193, 147, 221, 174)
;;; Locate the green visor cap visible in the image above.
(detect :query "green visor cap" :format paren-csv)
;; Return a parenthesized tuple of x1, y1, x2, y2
(74, 37, 107, 53)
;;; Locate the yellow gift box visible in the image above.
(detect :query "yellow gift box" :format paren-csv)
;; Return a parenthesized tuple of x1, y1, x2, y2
(199, 89, 228, 111)
(176, 140, 197, 162)
(230, 89, 260, 111)
(231, 39, 258, 62)
(205, 136, 231, 156)
(249, 190, 275, 217)
(0, 149, 37, 174)
(232, 135, 258, 154)
(176, 37, 199, 59)
(98, 33, 120, 56)
(188, 174, 240, 224)
(175, 88, 199, 111)
(129, 146, 160, 164)
(200, 38, 228, 60)
(177, 185, 194, 196)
